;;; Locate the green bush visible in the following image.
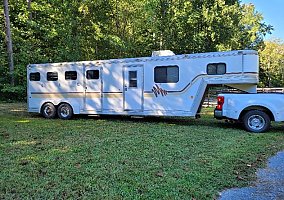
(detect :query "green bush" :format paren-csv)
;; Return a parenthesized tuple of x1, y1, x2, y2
(0, 84, 26, 102)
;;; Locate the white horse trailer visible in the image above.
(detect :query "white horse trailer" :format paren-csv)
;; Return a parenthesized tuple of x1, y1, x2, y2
(27, 50, 259, 119)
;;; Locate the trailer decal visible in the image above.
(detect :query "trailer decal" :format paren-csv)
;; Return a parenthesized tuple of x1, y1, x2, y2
(152, 84, 168, 97)
(103, 93, 123, 98)
(31, 92, 85, 98)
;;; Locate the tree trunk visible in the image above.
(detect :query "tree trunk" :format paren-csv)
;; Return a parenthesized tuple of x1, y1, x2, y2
(3, 0, 14, 86)
(268, 58, 271, 87)
(27, 0, 32, 20)
(281, 60, 284, 85)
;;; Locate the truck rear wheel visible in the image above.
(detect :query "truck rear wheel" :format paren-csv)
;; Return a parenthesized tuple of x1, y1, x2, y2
(57, 103, 73, 120)
(41, 103, 57, 119)
(243, 110, 270, 133)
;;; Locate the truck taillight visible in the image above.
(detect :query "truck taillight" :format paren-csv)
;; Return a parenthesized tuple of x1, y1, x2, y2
(216, 96, 224, 110)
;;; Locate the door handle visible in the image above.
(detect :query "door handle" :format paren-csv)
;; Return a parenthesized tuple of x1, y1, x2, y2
(124, 86, 128, 91)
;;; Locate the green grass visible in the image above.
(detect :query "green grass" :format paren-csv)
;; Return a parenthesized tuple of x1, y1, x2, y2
(0, 103, 284, 199)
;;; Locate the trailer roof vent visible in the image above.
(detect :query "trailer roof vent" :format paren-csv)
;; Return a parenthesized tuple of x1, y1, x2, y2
(151, 50, 175, 57)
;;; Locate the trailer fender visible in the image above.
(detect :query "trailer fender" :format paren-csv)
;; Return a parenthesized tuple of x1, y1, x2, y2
(57, 101, 80, 114)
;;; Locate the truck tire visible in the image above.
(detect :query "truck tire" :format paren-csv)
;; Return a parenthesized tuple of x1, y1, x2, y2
(41, 103, 57, 119)
(57, 103, 73, 120)
(242, 110, 270, 133)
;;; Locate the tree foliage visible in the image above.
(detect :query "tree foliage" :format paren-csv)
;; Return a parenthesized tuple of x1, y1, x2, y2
(259, 39, 284, 87)
(1, 0, 274, 100)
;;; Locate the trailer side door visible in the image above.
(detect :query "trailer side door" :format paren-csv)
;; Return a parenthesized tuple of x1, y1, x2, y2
(84, 66, 102, 112)
(123, 65, 144, 111)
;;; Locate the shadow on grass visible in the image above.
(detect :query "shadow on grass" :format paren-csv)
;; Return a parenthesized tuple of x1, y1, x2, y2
(4, 102, 283, 134)
(270, 123, 284, 133)
(75, 114, 284, 134)
(75, 114, 243, 131)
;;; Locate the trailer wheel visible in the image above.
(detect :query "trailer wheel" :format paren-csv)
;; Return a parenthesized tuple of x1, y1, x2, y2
(41, 103, 57, 119)
(57, 103, 73, 120)
(242, 110, 270, 133)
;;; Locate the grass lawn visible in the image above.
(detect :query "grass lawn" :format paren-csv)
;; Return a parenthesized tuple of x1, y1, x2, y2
(0, 103, 284, 199)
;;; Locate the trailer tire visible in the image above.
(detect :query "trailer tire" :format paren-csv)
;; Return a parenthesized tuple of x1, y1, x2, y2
(242, 110, 270, 133)
(57, 103, 73, 120)
(41, 103, 57, 119)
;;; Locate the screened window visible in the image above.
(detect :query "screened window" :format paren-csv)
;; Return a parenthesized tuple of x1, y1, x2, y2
(65, 71, 77, 80)
(47, 72, 58, 81)
(154, 66, 179, 83)
(29, 72, 40, 81)
(86, 70, 99, 79)
(207, 63, 226, 75)
(129, 71, 137, 88)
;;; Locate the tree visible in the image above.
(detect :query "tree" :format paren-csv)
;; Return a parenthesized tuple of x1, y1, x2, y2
(259, 39, 284, 87)
(3, 0, 14, 86)
(237, 3, 273, 50)
(0, 0, 275, 100)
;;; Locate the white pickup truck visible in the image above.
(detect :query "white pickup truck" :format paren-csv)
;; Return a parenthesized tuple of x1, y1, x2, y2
(214, 93, 284, 133)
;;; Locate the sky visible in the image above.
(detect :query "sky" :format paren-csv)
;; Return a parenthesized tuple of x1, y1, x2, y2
(241, 0, 284, 41)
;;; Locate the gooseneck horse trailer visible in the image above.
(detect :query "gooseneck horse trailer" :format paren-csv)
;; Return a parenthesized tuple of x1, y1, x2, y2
(27, 50, 259, 119)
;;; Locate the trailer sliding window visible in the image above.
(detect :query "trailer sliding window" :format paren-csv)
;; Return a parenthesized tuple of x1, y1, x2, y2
(65, 71, 77, 80)
(207, 63, 226, 75)
(154, 66, 179, 83)
(30, 72, 40, 81)
(47, 72, 58, 81)
(86, 70, 99, 79)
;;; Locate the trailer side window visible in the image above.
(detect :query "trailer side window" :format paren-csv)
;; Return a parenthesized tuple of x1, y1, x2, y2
(154, 66, 179, 83)
(207, 63, 226, 75)
(47, 72, 58, 81)
(129, 71, 137, 87)
(86, 70, 99, 79)
(65, 71, 77, 80)
(30, 72, 40, 81)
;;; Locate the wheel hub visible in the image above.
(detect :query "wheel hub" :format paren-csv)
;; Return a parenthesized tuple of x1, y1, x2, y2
(44, 106, 52, 116)
(60, 106, 69, 118)
(248, 115, 265, 130)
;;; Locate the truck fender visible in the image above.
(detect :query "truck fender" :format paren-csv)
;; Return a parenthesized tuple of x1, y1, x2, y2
(238, 105, 275, 121)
